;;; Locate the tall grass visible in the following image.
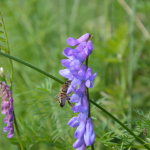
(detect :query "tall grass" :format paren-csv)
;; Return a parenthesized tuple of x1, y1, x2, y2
(0, 0, 150, 149)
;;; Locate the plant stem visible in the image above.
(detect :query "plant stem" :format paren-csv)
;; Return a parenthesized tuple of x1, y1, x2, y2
(0, 11, 13, 88)
(0, 11, 25, 150)
(90, 99, 150, 150)
(13, 111, 25, 150)
(0, 52, 63, 84)
(85, 56, 94, 150)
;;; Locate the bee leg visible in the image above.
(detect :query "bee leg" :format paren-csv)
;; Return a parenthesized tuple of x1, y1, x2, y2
(68, 101, 74, 108)
(53, 94, 59, 103)
(67, 97, 73, 107)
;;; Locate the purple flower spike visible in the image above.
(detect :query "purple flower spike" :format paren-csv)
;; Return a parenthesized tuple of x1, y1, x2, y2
(84, 118, 95, 146)
(59, 34, 96, 149)
(0, 81, 14, 138)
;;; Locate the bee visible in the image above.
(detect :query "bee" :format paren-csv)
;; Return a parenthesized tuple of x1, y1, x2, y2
(143, 128, 147, 136)
(55, 80, 73, 107)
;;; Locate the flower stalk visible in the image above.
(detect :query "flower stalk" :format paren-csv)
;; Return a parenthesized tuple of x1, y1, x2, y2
(59, 33, 96, 149)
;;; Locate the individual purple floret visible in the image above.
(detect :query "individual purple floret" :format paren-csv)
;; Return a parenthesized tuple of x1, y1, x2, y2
(59, 33, 96, 149)
(0, 81, 14, 138)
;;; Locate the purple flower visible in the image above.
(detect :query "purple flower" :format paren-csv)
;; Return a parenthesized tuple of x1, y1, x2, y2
(67, 116, 79, 128)
(85, 67, 97, 88)
(0, 81, 14, 138)
(67, 33, 90, 46)
(73, 137, 84, 148)
(84, 118, 95, 146)
(76, 144, 86, 150)
(59, 34, 96, 149)
(74, 121, 86, 139)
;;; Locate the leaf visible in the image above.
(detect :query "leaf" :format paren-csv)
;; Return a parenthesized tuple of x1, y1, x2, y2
(0, 44, 7, 50)
(0, 23, 2, 27)
(0, 30, 4, 34)
(0, 37, 6, 42)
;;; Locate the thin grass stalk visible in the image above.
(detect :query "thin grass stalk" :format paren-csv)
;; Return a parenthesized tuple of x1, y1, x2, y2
(0, 52, 63, 84)
(90, 99, 150, 150)
(128, 0, 136, 127)
(0, 11, 25, 150)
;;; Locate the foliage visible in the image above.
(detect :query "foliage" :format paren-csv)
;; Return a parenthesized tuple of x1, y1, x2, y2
(1, 0, 150, 150)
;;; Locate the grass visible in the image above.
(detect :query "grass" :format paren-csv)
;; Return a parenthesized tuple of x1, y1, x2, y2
(0, 0, 150, 149)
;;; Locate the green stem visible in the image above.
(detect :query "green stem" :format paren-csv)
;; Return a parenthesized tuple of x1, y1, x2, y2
(0, 11, 13, 88)
(128, 0, 136, 127)
(13, 111, 25, 150)
(0, 52, 63, 84)
(90, 99, 150, 150)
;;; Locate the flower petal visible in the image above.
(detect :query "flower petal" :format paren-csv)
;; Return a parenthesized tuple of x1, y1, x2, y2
(70, 94, 82, 103)
(59, 69, 74, 80)
(61, 59, 71, 68)
(73, 137, 84, 148)
(67, 116, 79, 128)
(84, 118, 95, 146)
(76, 143, 86, 150)
(73, 49, 87, 62)
(75, 65, 86, 80)
(77, 33, 91, 43)
(72, 95, 88, 113)
(67, 37, 79, 46)
(67, 78, 82, 94)
(74, 121, 86, 139)
(7, 127, 14, 138)
(70, 59, 82, 71)
(64, 47, 73, 56)
(74, 42, 87, 53)
(85, 80, 91, 88)
(86, 40, 93, 55)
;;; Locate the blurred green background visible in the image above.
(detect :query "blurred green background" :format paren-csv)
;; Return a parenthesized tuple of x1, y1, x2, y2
(0, 0, 150, 149)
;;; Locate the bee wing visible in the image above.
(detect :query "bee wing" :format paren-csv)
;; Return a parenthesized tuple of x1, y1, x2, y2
(54, 93, 58, 99)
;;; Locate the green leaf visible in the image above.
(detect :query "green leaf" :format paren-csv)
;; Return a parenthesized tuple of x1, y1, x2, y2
(0, 44, 7, 51)
(0, 23, 2, 27)
(0, 37, 6, 42)
(0, 30, 4, 34)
